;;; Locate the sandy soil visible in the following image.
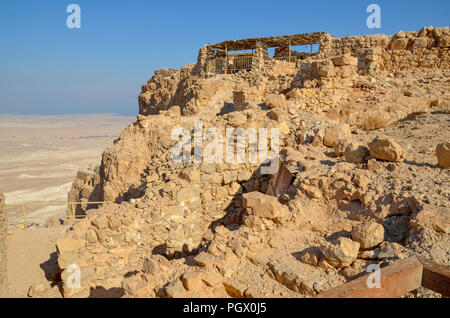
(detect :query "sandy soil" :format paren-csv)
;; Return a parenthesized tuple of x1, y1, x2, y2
(0, 114, 134, 226)
(6, 226, 67, 297)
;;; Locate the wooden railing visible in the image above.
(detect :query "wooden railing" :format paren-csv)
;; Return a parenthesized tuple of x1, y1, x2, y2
(5, 201, 113, 229)
(273, 56, 298, 63)
(205, 55, 297, 73)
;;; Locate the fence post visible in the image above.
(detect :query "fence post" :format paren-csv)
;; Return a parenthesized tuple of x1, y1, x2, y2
(289, 40, 291, 62)
(22, 205, 26, 230)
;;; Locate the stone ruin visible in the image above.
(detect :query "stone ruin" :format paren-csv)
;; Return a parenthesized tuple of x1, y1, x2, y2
(38, 26, 450, 298)
(197, 32, 325, 74)
(138, 27, 449, 117)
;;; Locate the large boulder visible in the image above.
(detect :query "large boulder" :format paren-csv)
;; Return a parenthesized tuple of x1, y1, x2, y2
(56, 237, 86, 254)
(332, 139, 350, 157)
(436, 142, 450, 168)
(410, 205, 450, 234)
(323, 124, 352, 147)
(320, 237, 360, 268)
(351, 222, 385, 249)
(242, 192, 290, 224)
(344, 143, 369, 163)
(265, 94, 286, 109)
(391, 38, 409, 50)
(368, 137, 404, 162)
(332, 53, 358, 67)
(412, 37, 429, 49)
(233, 89, 263, 111)
(438, 35, 450, 48)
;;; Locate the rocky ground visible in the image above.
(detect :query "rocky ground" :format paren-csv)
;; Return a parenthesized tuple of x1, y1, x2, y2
(21, 26, 450, 298)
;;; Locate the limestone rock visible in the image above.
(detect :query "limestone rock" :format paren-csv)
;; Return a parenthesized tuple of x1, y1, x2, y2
(435, 142, 450, 168)
(181, 271, 204, 291)
(438, 35, 450, 48)
(56, 237, 86, 254)
(351, 222, 385, 249)
(194, 252, 215, 267)
(391, 38, 409, 50)
(332, 138, 350, 157)
(265, 94, 286, 109)
(344, 143, 369, 163)
(320, 237, 360, 268)
(233, 89, 262, 111)
(413, 37, 429, 49)
(201, 270, 223, 287)
(165, 278, 187, 298)
(268, 259, 328, 295)
(180, 167, 201, 183)
(242, 191, 290, 224)
(122, 275, 153, 298)
(378, 242, 406, 259)
(410, 204, 450, 234)
(368, 137, 404, 162)
(332, 54, 358, 67)
(323, 124, 352, 147)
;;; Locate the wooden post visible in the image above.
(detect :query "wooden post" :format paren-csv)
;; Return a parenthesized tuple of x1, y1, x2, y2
(22, 205, 26, 230)
(289, 41, 291, 62)
(418, 257, 450, 297)
(71, 203, 75, 222)
(225, 44, 228, 74)
(317, 256, 423, 298)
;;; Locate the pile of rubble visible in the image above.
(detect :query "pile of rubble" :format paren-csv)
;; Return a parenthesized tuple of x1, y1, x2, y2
(44, 26, 449, 298)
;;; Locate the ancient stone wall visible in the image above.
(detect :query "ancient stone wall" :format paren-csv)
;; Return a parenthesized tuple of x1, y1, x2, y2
(293, 26, 450, 89)
(143, 27, 448, 118)
(67, 169, 102, 218)
(0, 188, 7, 297)
(316, 26, 450, 73)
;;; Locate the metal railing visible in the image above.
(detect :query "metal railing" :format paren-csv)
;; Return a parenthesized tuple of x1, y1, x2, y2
(5, 201, 113, 229)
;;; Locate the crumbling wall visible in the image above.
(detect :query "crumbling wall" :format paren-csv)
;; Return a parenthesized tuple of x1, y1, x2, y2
(67, 169, 102, 218)
(0, 188, 7, 297)
(316, 27, 449, 74)
(293, 26, 450, 89)
(57, 26, 449, 298)
(138, 64, 235, 116)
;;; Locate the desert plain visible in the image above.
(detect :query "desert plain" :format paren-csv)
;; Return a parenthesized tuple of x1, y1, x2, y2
(0, 114, 133, 296)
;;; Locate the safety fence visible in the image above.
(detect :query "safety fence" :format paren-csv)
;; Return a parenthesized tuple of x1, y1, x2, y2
(273, 56, 298, 63)
(5, 201, 113, 229)
(205, 55, 297, 74)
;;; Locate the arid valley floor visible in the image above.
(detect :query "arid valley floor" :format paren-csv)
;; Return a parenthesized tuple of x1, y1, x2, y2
(0, 114, 133, 297)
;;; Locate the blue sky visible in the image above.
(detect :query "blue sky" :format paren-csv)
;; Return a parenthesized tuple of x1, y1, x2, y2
(0, 0, 449, 116)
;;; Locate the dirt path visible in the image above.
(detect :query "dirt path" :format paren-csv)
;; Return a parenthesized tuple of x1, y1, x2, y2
(6, 226, 67, 298)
